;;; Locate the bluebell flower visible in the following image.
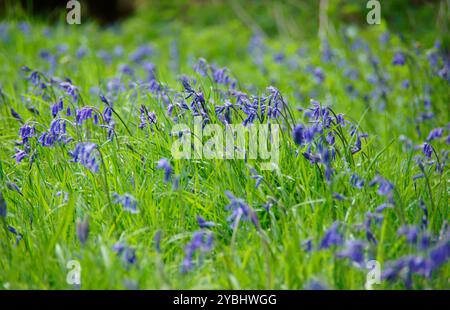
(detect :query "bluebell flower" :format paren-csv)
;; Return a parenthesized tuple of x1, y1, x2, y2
(398, 225, 419, 244)
(350, 174, 365, 189)
(103, 106, 113, 123)
(156, 158, 173, 183)
(375, 203, 393, 213)
(113, 242, 137, 265)
(10, 108, 23, 123)
(154, 230, 162, 253)
(273, 52, 285, 63)
(182, 230, 213, 273)
(420, 233, 431, 250)
(429, 239, 449, 270)
(51, 98, 64, 117)
(364, 212, 382, 245)
(319, 222, 343, 249)
(224, 191, 259, 229)
(69, 142, 100, 173)
(194, 58, 208, 76)
(129, 44, 153, 63)
(6, 181, 21, 195)
(76, 46, 87, 59)
(7, 225, 23, 245)
(249, 168, 263, 188)
(313, 67, 325, 83)
(392, 52, 406, 66)
(412, 173, 424, 180)
(419, 200, 428, 230)
(197, 215, 215, 228)
(292, 124, 304, 145)
(76, 217, 89, 245)
(302, 151, 321, 164)
(336, 240, 365, 264)
(60, 81, 78, 102)
(119, 64, 134, 76)
(426, 128, 443, 141)
(112, 193, 138, 213)
(26, 106, 40, 115)
(38, 119, 71, 147)
(138, 105, 157, 131)
(422, 142, 433, 158)
(302, 239, 313, 252)
(211, 65, 234, 87)
(13, 148, 28, 163)
(370, 175, 394, 199)
(76, 107, 95, 125)
(19, 124, 35, 143)
(333, 193, 346, 201)
(0, 192, 6, 218)
(29, 71, 40, 86)
(305, 280, 328, 290)
(326, 132, 335, 145)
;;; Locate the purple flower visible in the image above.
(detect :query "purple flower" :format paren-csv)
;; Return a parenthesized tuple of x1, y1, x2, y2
(313, 67, 325, 83)
(156, 158, 172, 183)
(154, 230, 162, 253)
(375, 203, 393, 213)
(138, 105, 157, 131)
(422, 143, 433, 158)
(103, 106, 113, 123)
(319, 222, 343, 249)
(197, 215, 215, 228)
(7, 225, 23, 245)
(402, 80, 410, 89)
(429, 239, 450, 270)
(350, 174, 365, 189)
(51, 98, 64, 117)
(249, 168, 263, 189)
(60, 81, 78, 102)
(333, 192, 346, 201)
(392, 52, 406, 66)
(38, 119, 71, 147)
(224, 191, 259, 229)
(112, 193, 138, 213)
(129, 44, 153, 63)
(113, 242, 137, 265)
(326, 132, 335, 145)
(364, 212, 382, 245)
(29, 71, 40, 86)
(419, 200, 428, 230)
(292, 124, 305, 145)
(370, 175, 394, 198)
(13, 148, 28, 163)
(6, 181, 21, 194)
(10, 108, 23, 123)
(76, 107, 95, 125)
(0, 192, 6, 218)
(69, 142, 100, 173)
(336, 240, 365, 264)
(302, 239, 313, 252)
(76, 217, 89, 245)
(305, 280, 328, 290)
(19, 124, 35, 143)
(420, 233, 431, 250)
(398, 225, 419, 244)
(182, 230, 214, 273)
(194, 58, 208, 76)
(426, 128, 443, 141)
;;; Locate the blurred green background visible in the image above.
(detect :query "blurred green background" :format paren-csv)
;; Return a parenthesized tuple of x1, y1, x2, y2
(1, 0, 448, 45)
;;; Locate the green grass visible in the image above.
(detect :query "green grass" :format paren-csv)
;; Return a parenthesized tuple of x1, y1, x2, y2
(0, 1, 449, 289)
